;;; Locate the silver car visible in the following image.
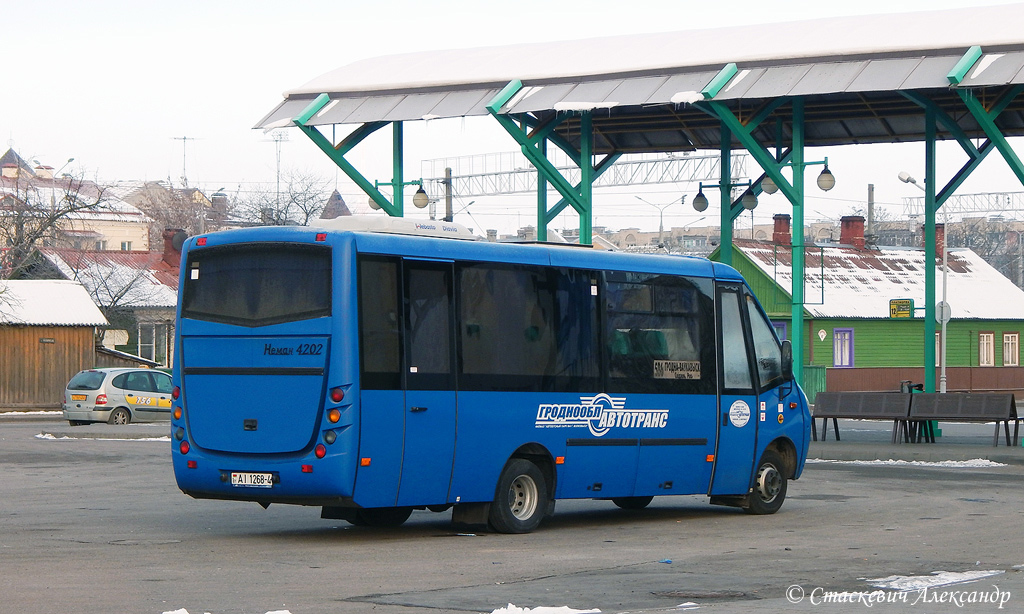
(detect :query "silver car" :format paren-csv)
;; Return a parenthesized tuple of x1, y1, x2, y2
(62, 368, 173, 426)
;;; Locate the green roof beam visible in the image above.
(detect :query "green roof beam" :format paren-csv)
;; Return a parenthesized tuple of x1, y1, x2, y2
(947, 45, 983, 85)
(702, 63, 738, 100)
(293, 96, 400, 217)
(958, 88, 1024, 187)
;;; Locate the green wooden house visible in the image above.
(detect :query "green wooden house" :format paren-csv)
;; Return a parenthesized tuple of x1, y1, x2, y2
(718, 215, 1024, 396)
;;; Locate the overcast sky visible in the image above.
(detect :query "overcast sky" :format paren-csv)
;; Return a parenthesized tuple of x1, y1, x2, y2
(4, 0, 1024, 235)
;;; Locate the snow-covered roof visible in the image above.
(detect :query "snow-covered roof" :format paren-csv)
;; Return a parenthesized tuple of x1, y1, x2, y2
(40, 249, 179, 310)
(258, 3, 1024, 150)
(287, 5, 1024, 96)
(0, 280, 108, 326)
(0, 177, 150, 225)
(737, 239, 1024, 320)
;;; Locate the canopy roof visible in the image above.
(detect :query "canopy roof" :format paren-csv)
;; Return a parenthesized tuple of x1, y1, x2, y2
(257, 4, 1024, 153)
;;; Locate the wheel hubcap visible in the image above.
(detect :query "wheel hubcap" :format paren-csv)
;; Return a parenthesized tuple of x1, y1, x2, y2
(508, 474, 538, 520)
(756, 464, 782, 502)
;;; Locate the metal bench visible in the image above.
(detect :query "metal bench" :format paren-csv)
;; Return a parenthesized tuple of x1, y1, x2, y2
(909, 393, 1020, 447)
(813, 392, 913, 443)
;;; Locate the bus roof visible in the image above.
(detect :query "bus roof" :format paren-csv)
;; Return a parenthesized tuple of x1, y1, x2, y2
(312, 216, 478, 240)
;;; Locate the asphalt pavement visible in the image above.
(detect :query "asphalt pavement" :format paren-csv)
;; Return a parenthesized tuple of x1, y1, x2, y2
(5, 410, 1023, 464)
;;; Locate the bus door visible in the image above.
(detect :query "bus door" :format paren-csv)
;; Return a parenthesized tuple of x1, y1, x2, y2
(397, 259, 457, 507)
(709, 283, 758, 496)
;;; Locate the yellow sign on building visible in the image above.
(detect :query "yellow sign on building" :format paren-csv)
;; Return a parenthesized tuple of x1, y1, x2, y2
(889, 298, 914, 318)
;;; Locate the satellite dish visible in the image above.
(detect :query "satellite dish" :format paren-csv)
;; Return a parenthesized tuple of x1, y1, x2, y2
(172, 230, 187, 251)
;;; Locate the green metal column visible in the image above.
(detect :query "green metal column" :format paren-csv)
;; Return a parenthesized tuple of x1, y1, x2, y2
(718, 123, 733, 266)
(791, 99, 806, 385)
(579, 112, 593, 244)
(537, 138, 548, 242)
(391, 122, 405, 216)
(923, 106, 937, 392)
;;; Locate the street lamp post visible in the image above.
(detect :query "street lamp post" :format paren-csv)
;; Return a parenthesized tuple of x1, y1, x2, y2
(635, 195, 684, 247)
(900, 171, 948, 394)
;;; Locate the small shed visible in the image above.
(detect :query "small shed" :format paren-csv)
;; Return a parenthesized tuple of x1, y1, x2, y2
(0, 280, 108, 408)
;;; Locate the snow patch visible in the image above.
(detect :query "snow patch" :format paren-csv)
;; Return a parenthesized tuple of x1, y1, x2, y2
(163, 610, 290, 614)
(35, 432, 170, 442)
(0, 410, 62, 417)
(868, 570, 1004, 591)
(670, 91, 702, 105)
(552, 101, 619, 112)
(489, 605, 601, 614)
(807, 458, 1007, 468)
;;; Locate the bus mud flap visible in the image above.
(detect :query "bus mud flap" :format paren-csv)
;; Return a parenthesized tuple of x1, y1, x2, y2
(452, 502, 491, 527)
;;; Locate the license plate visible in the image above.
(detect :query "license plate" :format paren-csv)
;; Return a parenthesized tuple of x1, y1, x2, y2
(71, 394, 87, 401)
(230, 472, 274, 488)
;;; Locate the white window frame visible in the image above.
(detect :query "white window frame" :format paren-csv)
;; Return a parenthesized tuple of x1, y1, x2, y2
(979, 332, 995, 367)
(1003, 333, 1019, 367)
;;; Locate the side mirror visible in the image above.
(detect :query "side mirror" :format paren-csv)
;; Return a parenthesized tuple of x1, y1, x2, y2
(781, 339, 794, 381)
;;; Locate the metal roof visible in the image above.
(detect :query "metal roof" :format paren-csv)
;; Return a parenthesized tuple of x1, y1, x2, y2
(0, 280, 108, 327)
(737, 239, 1024, 320)
(257, 4, 1024, 154)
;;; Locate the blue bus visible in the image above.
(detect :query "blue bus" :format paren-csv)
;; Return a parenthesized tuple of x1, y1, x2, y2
(171, 217, 810, 533)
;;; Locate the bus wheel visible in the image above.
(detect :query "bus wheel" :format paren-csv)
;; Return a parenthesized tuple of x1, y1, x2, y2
(612, 496, 653, 510)
(108, 408, 131, 425)
(744, 450, 787, 515)
(489, 459, 547, 534)
(357, 507, 413, 527)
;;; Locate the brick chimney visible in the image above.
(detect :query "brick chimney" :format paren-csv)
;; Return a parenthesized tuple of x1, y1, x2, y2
(773, 214, 792, 245)
(162, 228, 185, 269)
(923, 223, 946, 259)
(839, 215, 866, 249)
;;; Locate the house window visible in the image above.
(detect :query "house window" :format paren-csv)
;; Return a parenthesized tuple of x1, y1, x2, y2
(138, 323, 169, 365)
(121, 241, 132, 251)
(95, 240, 107, 250)
(979, 332, 995, 367)
(772, 322, 787, 341)
(833, 328, 854, 368)
(1004, 333, 1019, 367)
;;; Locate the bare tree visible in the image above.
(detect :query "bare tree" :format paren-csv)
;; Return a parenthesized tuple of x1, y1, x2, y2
(234, 169, 332, 226)
(0, 173, 107, 278)
(124, 182, 218, 246)
(46, 249, 173, 345)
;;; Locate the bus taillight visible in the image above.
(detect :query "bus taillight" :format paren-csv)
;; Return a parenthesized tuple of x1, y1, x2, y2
(179, 440, 190, 455)
(328, 408, 341, 423)
(314, 444, 326, 459)
(172, 386, 180, 400)
(329, 387, 344, 403)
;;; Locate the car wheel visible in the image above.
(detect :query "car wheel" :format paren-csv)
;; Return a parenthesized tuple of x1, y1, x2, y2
(488, 458, 547, 534)
(108, 408, 131, 425)
(743, 450, 787, 515)
(612, 496, 654, 510)
(68, 420, 89, 427)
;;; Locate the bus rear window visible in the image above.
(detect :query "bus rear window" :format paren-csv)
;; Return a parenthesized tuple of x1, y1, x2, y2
(182, 243, 332, 327)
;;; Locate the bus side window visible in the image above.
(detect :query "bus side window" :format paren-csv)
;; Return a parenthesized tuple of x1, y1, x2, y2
(606, 274, 713, 394)
(745, 293, 784, 390)
(719, 290, 753, 391)
(358, 257, 401, 389)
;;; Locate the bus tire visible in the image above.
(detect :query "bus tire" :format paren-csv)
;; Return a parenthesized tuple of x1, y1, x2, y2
(108, 408, 131, 425)
(744, 450, 787, 515)
(489, 459, 547, 534)
(612, 496, 653, 510)
(357, 507, 413, 527)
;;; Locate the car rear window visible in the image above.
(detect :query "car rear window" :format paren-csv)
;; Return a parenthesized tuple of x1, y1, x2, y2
(67, 371, 106, 391)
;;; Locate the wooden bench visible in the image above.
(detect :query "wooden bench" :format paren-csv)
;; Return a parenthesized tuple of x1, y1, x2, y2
(813, 392, 913, 443)
(909, 393, 1020, 447)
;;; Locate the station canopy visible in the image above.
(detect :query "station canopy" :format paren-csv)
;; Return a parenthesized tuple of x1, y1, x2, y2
(257, 4, 1024, 154)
